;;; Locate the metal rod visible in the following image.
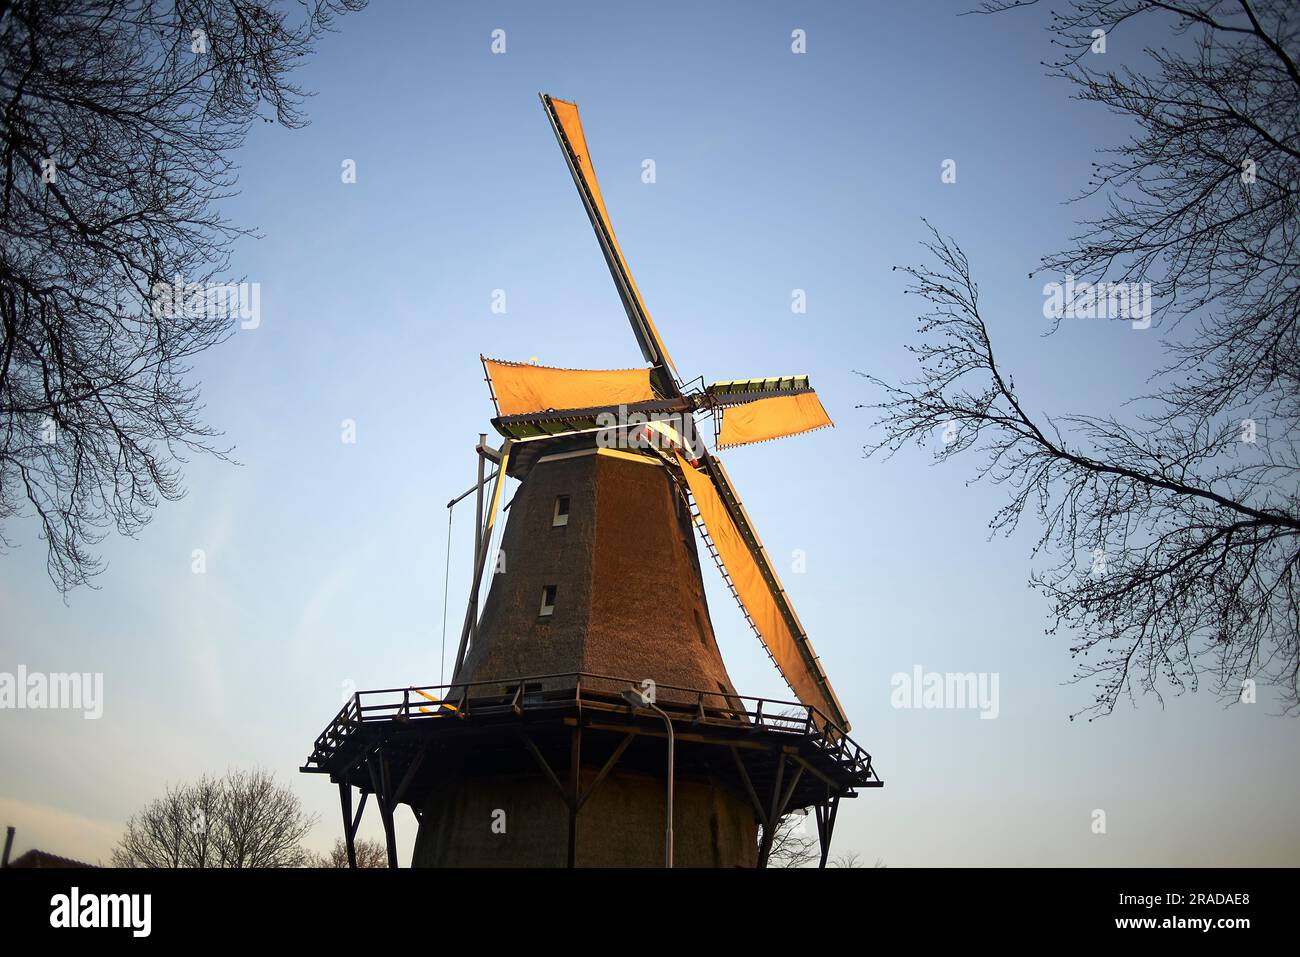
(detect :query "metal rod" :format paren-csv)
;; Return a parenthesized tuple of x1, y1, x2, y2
(645, 701, 675, 869)
(446, 468, 499, 509)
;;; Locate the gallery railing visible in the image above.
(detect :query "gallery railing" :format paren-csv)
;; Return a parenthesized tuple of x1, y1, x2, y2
(303, 671, 878, 784)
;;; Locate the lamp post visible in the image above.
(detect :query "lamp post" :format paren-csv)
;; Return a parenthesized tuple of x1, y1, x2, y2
(623, 687, 673, 868)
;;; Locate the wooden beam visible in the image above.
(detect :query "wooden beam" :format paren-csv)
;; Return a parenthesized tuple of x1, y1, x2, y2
(757, 751, 786, 869)
(730, 746, 767, 827)
(814, 801, 827, 868)
(577, 734, 634, 811)
(471, 434, 485, 650)
(518, 732, 571, 807)
(338, 781, 356, 870)
(580, 720, 775, 751)
(392, 749, 426, 807)
(819, 794, 841, 869)
(766, 752, 787, 829)
(776, 764, 805, 823)
(372, 754, 398, 869)
(351, 791, 368, 838)
(452, 437, 497, 680)
(787, 752, 841, 791)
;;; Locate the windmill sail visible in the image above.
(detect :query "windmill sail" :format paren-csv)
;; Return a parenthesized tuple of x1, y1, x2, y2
(717, 392, 833, 449)
(674, 450, 850, 732)
(482, 357, 656, 417)
(540, 94, 681, 396)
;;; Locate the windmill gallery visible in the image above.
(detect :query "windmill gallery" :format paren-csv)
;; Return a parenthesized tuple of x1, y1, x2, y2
(300, 94, 884, 867)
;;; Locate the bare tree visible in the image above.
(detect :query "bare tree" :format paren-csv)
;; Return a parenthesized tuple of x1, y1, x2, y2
(111, 768, 317, 867)
(864, 0, 1300, 721)
(108, 773, 221, 867)
(0, 0, 364, 592)
(762, 813, 819, 868)
(313, 836, 388, 868)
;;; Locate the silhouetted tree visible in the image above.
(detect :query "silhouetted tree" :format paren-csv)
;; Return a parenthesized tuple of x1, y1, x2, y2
(313, 836, 388, 868)
(762, 813, 819, 868)
(111, 768, 317, 867)
(865, 2, 1300, 717)
(829, 852, 886, 868)
(0, 0, 364, 592)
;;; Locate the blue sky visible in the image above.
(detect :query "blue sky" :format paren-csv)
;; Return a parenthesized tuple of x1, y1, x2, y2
(2, 0, 1296, 866)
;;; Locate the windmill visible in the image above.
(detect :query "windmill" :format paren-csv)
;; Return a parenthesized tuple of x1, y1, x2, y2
(466, 93, 849, 733)
(301, 95, 882, 869)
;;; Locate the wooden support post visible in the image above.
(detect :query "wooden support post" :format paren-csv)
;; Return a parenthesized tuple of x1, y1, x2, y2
(731, 746, 774, 870)
(777, 763, 805, 823)
(451, 437, 510, 681)
(815, 802, 827, 868)
(567, 725, 582, 868)
(451, 436, 488, 680)
(381, 754, 399, 869)
(757, 751, 786, 869)
(818, 794, 841, 869)
(338, 781, 356, 870)
(518, 730, 580, 868)
(370, 754, 399, 870)
(352, 791, 368, 837)
(471, 433, 485, 648)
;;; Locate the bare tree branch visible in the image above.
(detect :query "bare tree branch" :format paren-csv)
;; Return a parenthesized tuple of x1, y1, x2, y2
(863, 1, 1300, 718)
(0, 0, 365, 592)
(110, 768, 317, 867)
(761, 813, 819, 868)
(312, 836, 386, 868)
(861, 223, 1299, 718)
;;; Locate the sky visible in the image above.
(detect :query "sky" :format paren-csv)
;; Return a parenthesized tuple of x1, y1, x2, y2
(2, 0, 1297, 867)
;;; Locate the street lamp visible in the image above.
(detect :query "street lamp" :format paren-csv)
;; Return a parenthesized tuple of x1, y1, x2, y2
(622, 686, 674, 868)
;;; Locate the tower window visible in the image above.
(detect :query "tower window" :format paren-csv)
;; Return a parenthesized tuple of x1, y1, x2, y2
(552, 495, 570, 527)
(539, 584, 557, 617)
